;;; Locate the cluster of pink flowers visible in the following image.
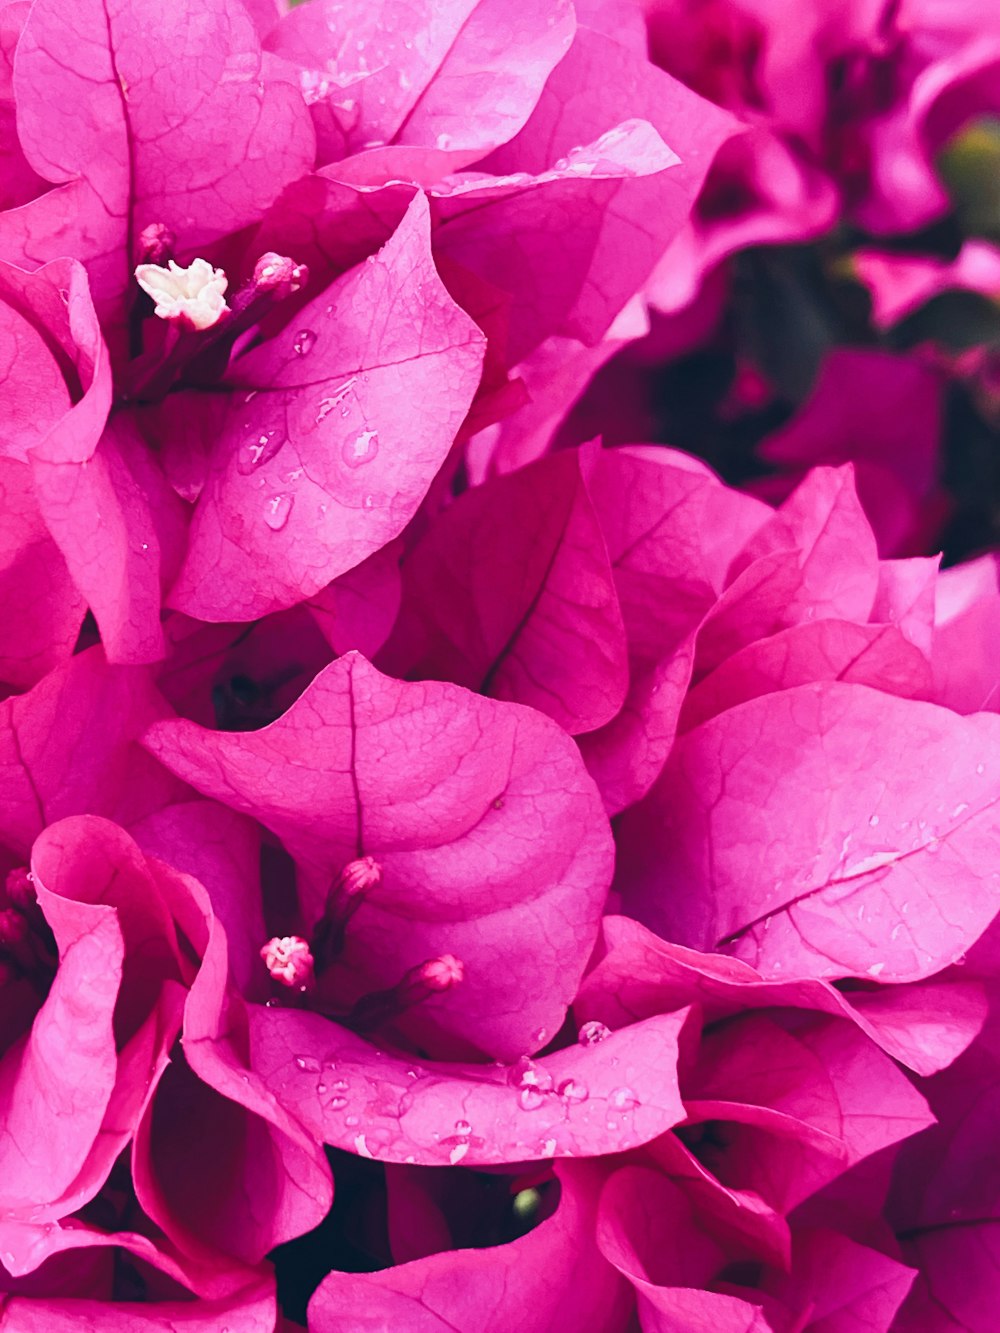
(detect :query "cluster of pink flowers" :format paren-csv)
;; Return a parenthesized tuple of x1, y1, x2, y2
(2, 0, 1000, 1327)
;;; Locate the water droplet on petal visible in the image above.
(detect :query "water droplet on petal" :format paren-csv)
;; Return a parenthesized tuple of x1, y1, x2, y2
(237, 428, 286, 474)
(294, 1055, 321, 1073)
(557, 1078, 589, 1104)
(538, 1137, 557, 1156)
(293, 328, 316, 355)
(449, 1141, 470, 1165)
(342, 428, 379, 468)
(868, 814, 879, 828)
(327, 1095, 348, 1111)
(263, 493, 294, 530)
(518, 1087, 546, 1111)
(344, 1114, 360, 1127)
(577, 1020, 611, 1046)
(354, 1132, 373, 1158)
(454, 1120, 472, 1137)
(977, 763, 986, 775)
(507, 1056, 553, 1094)
(608, 1086, 639, 1112)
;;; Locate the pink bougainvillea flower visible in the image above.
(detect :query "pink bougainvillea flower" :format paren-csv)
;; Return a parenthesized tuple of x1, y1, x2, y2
(381, 444, 629, 734)
(0, 647, 169, 858)
(578, 916, 987, 1078)
(887, 998, 1000, 1331)
(854, 239, 1000, 329)
(168, 195, 485, 622)
(578, 445, 769, 812)
(617, 681, 1000, 981)
(4, 0, 314, 332)
(309, 1163, 632, 1332)
(0, 458, 85, 697)
(264, 0, 577, 179)
(144, 651, 614, 1060)
(756, 350, 948, 556)
(0, 1288, 278, 1333)
(599, 1163, 916, 1333)
(236, 1001, 689, 1168)
(930, 553, 1000, 714)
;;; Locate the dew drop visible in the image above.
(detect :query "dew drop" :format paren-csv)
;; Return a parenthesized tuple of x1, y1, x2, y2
(507, 1056, 553, 1095)
(577, 1020, 611, 1046)
(317, 1083, 327, 1095)
(868, 814, 879, 828)
(237, 419, 288, 474)
(608, 1086, 639, 1112)
(977, 763, 986, 775)
(293, 328, 316, 356)
(344, 1114, 360, 1128)
(263, 493, 294, 531)
(557, 1077, 589, 1104)
(449, 1141, 470, 1165)
(518, 1087, 546, 1112)
(315, 376, 358, 424)
(952, 803, 969, 818)
(538, 1137, 557, 1156)
(294, 1055, 321, 1073)
(327, 1095, 348, 1111)
(354, 1132, 373, 1158)
(342, 428, 379, 468)
(454, 1119, 472, 1137)
(363, 494, 375, 508)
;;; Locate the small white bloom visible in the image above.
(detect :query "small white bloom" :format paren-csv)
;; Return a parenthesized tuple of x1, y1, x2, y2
(134, 257, 229, 331)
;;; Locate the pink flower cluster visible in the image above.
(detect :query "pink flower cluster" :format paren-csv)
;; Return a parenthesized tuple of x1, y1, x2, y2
(1, 0, 999, 1328)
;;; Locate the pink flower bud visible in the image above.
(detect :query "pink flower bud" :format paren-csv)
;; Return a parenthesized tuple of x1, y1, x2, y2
(413, 954, 465, 992)
(253, 252, 309, 296)
(136, 222, 176, 265)
(336, 856, 383, 898)
(260, 935, 315, 988)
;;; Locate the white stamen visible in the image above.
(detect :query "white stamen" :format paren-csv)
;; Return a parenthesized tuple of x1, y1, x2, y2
(135, 257, 229, 331)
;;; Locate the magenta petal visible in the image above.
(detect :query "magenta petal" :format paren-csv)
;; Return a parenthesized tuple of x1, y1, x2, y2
(761, 1228, 915, 1333)
(0, 458, 85, 693)
(578, 917, 987, 1079)
(0, 1282, 276, 1331)
(32, 417, 185, 665)
(307, 543, 403, 661)
(10, 0, 314, 323)
(698, 465, 880, 676)
(684, 1014, 934, 1210)
(247, 1004, 688, 1165)
(931, 554, 1000, 714)
(681, 620, 933, 733)
(618, 683, 1000, 981)
(145, 652, 614, 1058)
(0, 648, 164, 858)
(171, 195, 485, 621)
(270, 0, 575, 174)
(596, 1166, 775, 1333)
(308, 1162, 630, 1332)
(0, 256, 109, 467)
(0, 901, 121, 1213)
(446, 25, 740, 360)
(383, 445, 628, 734)
(759, 351, 945, 556)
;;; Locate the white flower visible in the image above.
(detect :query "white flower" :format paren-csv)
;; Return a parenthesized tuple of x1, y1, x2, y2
(134, 257, 229, 331)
